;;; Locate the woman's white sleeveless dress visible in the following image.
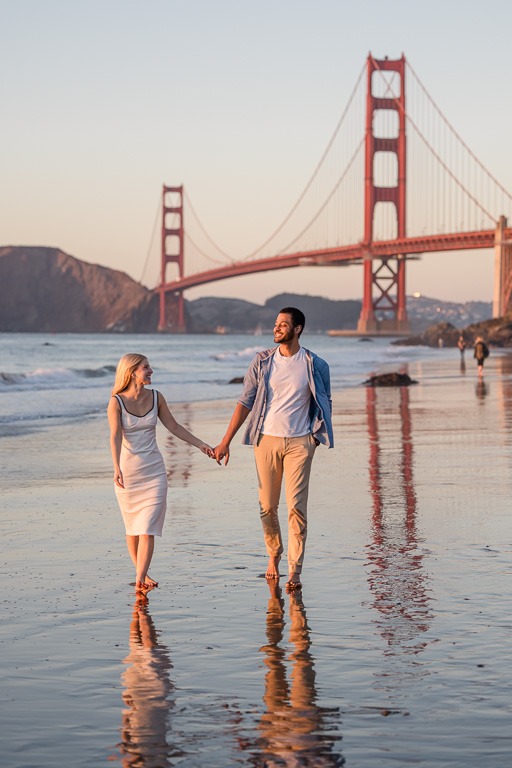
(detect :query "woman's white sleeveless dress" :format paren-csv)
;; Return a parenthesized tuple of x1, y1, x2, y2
(114, 389, 167, 537)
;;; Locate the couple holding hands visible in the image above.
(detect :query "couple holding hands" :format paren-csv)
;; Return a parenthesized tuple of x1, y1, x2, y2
(108, 307, 333, 593)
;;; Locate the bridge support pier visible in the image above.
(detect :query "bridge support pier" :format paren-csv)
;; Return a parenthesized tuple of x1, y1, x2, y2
(158, 185, 186, 333)
(493, 215, 512, 318)
(357, 254, 410, 333)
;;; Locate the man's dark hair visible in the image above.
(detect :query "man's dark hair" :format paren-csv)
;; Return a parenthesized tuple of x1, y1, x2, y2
(280, 306, 305, 337)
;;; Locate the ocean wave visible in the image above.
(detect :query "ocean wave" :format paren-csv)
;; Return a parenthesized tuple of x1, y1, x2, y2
(211, 345, 266, 361)
(0, 406, 104, 426)
(0, 365, 115, 387)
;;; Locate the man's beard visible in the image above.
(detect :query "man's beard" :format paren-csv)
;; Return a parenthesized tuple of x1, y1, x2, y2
(274, 329, 295, 343)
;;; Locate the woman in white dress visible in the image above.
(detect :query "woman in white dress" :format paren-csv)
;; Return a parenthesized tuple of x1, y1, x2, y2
(108, 353, 214, 590)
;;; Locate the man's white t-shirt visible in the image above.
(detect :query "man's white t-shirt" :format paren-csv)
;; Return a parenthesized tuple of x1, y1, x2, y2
(261, 347, 311, 438)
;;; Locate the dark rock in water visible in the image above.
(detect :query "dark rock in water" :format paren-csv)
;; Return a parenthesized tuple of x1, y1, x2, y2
(229, 376, 244, 384)
(358, 337, 373, 342)
(364, 372, 418, 387)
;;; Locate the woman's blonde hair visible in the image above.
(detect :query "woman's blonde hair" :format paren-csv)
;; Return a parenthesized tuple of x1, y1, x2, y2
(112, 353, 147, 396)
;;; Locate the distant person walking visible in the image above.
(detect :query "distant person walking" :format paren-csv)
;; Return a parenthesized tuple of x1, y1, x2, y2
(473, 337, 489, 377)
(213, 307, 333, 592)
(457, 335, 466, 357)
(108, 353, 214, 591)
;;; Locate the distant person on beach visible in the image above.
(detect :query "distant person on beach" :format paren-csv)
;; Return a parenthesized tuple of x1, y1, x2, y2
(473, 337, 489, 377)
(108, 353, 214, 591)
(458, 335, 466, 357)
(214, 307, 333, 592)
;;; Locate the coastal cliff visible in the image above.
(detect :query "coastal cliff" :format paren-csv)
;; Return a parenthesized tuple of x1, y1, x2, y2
(0, 246, 191, 332)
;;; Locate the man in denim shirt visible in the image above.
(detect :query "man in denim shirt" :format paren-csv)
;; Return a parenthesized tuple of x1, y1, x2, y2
(214, 307, 333, 591)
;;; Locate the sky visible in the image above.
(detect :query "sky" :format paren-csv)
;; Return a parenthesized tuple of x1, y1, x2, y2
(2, 0, 511, 305)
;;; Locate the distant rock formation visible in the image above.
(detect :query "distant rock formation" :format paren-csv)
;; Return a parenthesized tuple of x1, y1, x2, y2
(186, 293, 363, 334)
(393, 316, 512, 347)
(187, 296, 276, 334)
(0, 246, 193, 332)
(265, 293, 362, 332)
(393, 321, 461, 347)
(464, 315, 512, 347)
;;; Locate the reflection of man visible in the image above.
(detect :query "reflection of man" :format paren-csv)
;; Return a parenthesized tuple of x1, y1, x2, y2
(214, 307, 333, 590)
(253, 582, 343, 766)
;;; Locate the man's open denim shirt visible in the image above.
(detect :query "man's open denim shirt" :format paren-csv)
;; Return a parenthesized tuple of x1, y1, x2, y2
(237, 346, 333, 448)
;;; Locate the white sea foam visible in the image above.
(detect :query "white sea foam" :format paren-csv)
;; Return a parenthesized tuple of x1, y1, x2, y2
(210, 345, 266, 361)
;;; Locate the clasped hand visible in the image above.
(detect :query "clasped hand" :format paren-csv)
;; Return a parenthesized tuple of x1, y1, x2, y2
(200, 443, 217, 459)
(199, 443, 229, 465)
(213, 443, 230, 466)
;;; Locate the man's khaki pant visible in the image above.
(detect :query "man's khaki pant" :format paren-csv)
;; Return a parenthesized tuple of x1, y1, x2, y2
(253, 434, 317, 574)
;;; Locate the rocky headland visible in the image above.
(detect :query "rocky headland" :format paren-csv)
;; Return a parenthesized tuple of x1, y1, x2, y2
(0, 246, 194, 333)
(393, 317, 512, 348)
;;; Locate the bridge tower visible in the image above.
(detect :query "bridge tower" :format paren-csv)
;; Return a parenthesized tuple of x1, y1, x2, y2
(158, 185, 185, 332)
(493, 216, 512, 318)
(358, 54, 410, 333)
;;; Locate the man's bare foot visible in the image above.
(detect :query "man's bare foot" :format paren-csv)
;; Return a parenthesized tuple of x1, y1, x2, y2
(135, 580, 155, 593)
(266, 555, 281, 579)
(285, 572, 302, 592)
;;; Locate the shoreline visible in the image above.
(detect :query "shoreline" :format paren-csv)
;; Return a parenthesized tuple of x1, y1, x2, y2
(2, 348, 508, 492)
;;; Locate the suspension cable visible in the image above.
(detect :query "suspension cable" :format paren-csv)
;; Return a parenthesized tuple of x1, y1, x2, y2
(370, 56, 496, 224)
(184, 232, 232, 265)
(139, 195, 161, 285)
(275, 136, 365, 255)
(239, 61, 367, 262)
(406, 60, 512, 203)
(184, 190, 235, 262)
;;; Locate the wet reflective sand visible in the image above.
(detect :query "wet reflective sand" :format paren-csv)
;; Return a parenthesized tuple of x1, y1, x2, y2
(2, 355, 512, 767)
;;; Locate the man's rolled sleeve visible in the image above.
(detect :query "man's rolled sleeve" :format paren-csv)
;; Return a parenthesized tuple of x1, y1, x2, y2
(237, 357, 259, 411)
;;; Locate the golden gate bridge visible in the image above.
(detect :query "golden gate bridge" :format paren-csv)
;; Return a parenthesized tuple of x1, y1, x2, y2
(145, 54, 512, 333)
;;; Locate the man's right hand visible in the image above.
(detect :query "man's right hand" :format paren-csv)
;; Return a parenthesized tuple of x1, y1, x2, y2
(213, 404, 250, 467)
(214, 443, 230, 466)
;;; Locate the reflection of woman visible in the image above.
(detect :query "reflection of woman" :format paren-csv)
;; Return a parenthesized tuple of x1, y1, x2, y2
(116, 594, 174, 766)
(108, 353, 214, 590)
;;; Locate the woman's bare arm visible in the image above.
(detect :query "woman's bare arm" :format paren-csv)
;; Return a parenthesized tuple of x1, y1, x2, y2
(157, 392, 214, 456)
(107, 397, 125, 487)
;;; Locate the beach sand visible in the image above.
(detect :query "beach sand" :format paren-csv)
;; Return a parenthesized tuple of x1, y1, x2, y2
(2, 353, 512, 767)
